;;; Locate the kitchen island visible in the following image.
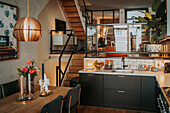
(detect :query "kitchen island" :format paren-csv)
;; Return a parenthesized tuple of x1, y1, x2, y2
(79, 69, 170, 112)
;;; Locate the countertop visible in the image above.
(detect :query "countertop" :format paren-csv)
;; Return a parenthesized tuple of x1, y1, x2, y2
(79, 69, 170, 87)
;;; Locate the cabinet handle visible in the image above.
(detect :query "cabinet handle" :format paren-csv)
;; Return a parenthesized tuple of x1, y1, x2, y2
(88, 74, 94, 76)
(118, 90, 126, 93)
(118, 76, 125, 78)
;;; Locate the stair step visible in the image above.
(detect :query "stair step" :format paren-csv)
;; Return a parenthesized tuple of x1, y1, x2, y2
(68, 18, 81, 23)
(72, 59, 84, 66)
(67, 12, 79, 18)
(65, 8, 77, 13)
(72, 27, 84, 32)
(63, 0, 75, 7)
(64, 6, 77, 10)
(76, 36, 86, 40)
(66, 73, 79, 80)
(63, 80, 70, 87)
(75, 31, 85, 36)
(73, 54, 85, 59)
(69, 66, 83, 73)
(70, 23, 82, 27)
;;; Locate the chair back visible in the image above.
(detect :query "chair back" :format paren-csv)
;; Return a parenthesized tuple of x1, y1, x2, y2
(0, 85, 2, 99)
(41, 95, 63, 113)
(65, 84, 81, 110)
(1, 80, 20, 98)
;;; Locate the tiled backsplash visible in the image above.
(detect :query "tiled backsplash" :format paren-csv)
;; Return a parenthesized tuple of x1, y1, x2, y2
(84, 58, 170, 70)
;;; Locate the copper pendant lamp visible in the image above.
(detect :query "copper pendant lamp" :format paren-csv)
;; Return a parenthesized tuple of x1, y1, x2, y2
(14, 0, 42, 41)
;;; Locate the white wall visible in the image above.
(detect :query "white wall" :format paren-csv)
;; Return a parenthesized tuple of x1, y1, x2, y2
(0, 0, 49, 84)
(37, 0, 70, 86)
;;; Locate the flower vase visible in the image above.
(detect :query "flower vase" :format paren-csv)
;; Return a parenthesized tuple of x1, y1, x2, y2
(26, 77, 35, 94)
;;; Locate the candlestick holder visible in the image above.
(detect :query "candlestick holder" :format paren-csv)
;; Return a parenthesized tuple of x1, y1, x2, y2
(39, 80, 53, 97)
(16, 94, 27, 104)
(27, 91, 35, 100)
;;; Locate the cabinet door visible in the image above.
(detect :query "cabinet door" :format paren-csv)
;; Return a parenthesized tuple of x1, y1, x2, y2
(79, 73, 103, 106)
(104, 89, 140, 107)
(141, 76, 156, 112)
(104, 75, 141, 90)
(104, 75, 141, 109)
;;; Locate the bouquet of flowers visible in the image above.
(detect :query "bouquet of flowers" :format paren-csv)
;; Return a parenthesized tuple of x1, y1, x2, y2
(17, 60, 39, 78)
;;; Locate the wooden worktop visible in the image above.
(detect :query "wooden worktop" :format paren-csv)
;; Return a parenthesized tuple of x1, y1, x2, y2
(0, 86, 72, 113)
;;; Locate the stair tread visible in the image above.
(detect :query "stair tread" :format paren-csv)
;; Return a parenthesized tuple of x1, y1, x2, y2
(65, 9, 77, 13)
(63, 1, 76, 7)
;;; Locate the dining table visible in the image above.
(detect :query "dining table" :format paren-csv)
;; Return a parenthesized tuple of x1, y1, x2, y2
(0, 86, 72, 113)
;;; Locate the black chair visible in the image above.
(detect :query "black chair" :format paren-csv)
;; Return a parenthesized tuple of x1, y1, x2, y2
(0, 85, 2, 99)
(41, 95, 63, 113)
(63, 84, 81, 113)
(1, 80, 20, 98)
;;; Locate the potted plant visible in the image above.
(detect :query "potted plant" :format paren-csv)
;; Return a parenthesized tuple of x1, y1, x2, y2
(137, 0, 166, 56)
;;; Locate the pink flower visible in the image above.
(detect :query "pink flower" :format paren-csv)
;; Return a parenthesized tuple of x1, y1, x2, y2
(22, 67, 28, 72)
(36, 70, 39, 74)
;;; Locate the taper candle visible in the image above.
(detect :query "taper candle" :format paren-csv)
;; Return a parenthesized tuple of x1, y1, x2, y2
(42, 63, 44, 80)
(20, 75, 24, 95)
(28, 73, 31, 91)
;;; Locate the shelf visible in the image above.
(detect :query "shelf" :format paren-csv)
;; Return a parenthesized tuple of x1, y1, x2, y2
(87, 51, 170, 54)
(85, 56, 170, 59)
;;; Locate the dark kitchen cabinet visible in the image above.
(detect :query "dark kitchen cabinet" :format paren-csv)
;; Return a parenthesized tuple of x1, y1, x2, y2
(141, 76, 156, 112)
(79, 73, 103, 106)
(79, 73, 157, 112)
(103, 75, 141, 109)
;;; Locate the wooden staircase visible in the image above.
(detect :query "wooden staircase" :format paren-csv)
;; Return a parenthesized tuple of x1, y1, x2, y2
(63, 54, 85, 86)
(62, 0, 85, 40)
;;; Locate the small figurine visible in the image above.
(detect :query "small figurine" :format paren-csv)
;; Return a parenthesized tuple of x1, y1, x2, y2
(39, 74, 52, 96)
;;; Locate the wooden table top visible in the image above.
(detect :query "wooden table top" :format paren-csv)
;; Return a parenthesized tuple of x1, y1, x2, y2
(0, 86, 72, 113)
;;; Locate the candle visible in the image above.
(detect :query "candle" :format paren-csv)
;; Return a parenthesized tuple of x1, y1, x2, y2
(20, 75, 24, 95)
(28, 73, 31, 92)
(42, 63, 44, 80)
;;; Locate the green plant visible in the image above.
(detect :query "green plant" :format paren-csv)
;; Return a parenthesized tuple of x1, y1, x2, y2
(136, 0, 167, 43)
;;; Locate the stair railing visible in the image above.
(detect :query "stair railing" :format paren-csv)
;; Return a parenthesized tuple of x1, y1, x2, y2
(51, 30, 75, 86)
(83, 0, 90, 24)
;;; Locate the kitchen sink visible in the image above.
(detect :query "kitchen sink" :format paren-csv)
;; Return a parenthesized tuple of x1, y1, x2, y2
(112, 69, 134, 73)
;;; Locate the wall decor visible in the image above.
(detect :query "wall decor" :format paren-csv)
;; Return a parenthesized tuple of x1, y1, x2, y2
(0, 2, 18, 60)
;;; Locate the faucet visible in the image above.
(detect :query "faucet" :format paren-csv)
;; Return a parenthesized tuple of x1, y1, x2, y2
(122, 57, 128, 69)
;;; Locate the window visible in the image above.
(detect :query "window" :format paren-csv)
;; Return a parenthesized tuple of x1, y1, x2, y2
(125, 8, 148, 23)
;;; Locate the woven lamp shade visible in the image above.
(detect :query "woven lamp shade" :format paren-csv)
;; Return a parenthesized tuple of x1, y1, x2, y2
(14, 17, 42, 41)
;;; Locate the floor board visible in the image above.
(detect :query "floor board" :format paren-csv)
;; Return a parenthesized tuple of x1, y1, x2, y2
(77, 106, 152, 113)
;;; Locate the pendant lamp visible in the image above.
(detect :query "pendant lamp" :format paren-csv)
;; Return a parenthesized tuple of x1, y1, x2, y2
(14, 0, 42, 41)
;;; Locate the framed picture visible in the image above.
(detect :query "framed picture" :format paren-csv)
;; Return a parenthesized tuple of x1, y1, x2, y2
(105, 60, 113, 70)
(154, 59, 164, 71)
(0, 2, 18, 60)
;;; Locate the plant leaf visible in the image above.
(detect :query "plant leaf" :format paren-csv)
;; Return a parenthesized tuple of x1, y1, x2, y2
(156, 1, 166, 18)
(152, 0, 161, 12)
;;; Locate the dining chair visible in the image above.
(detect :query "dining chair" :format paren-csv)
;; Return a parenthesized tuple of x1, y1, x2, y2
(1, 80, 20, 98)
(63, 84, 81, 113)
(41, 95, 63, 113)
(0, 85, 2, 99)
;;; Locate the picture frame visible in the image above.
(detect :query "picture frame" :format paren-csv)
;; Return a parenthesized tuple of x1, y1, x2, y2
(0, 2, 19, 61)
(105, 60, 113, 70)
(154, 58, 164, 71)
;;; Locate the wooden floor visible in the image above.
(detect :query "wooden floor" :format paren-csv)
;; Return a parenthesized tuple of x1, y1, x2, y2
(77, 106, 152, 113)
